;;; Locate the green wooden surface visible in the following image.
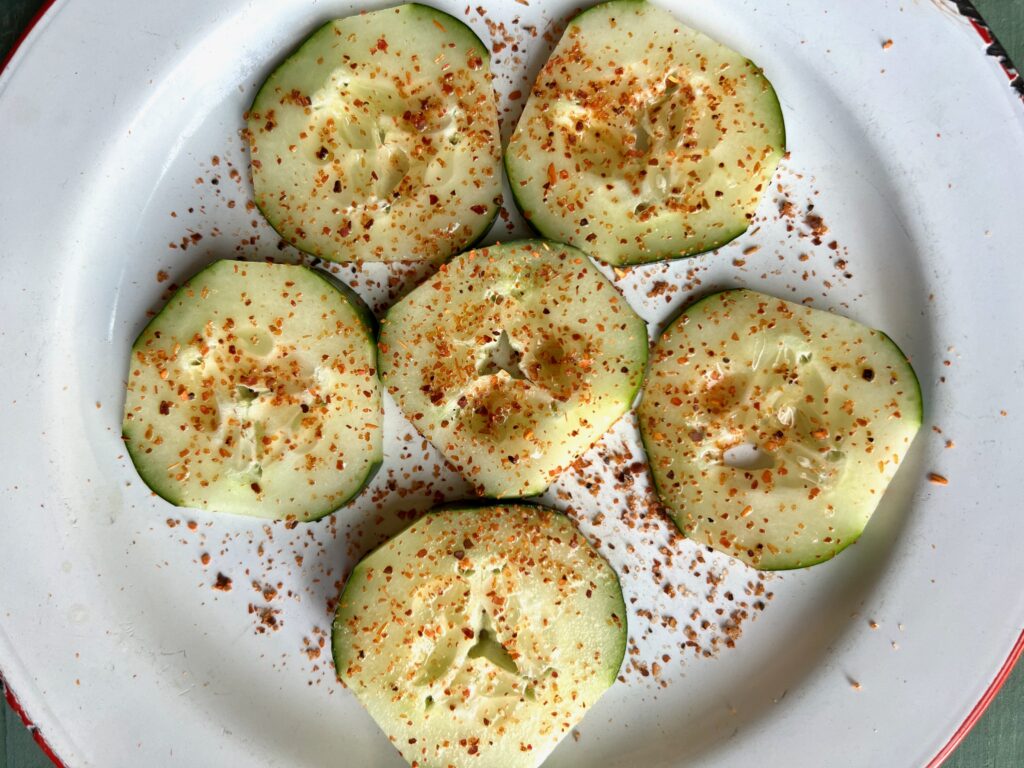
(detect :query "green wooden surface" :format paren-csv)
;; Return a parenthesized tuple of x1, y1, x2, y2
(1, 0, 1022, 765)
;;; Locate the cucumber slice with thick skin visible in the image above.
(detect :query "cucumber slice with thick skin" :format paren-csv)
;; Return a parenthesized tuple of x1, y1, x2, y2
(333, 503, 626, 768)
(377, 240, 648, 497)
(122, 260, 382, 521)
(638, 289, 922, 570)
(506, 0, 785, 266)
(248, 4, 502, 263)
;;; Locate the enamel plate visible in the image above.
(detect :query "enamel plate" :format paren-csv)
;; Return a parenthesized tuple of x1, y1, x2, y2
(1, 1, 1022, 766)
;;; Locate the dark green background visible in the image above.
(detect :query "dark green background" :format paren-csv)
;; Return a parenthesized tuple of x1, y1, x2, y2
(1, 0, 1021, 765)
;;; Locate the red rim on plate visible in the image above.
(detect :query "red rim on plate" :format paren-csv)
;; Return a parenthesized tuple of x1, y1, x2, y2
(0, 1, 1020, 766)
(924, 628, 1024, 767)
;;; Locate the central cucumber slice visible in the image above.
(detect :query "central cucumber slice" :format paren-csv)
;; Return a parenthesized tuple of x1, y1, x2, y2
(377, 240, 648, 497)
(248, 5, 502, 263)
(638, 289, 922, 570)
(506, 0, 785, 266)
(333, 503, 626, 768)
(122, 260, 382, 521)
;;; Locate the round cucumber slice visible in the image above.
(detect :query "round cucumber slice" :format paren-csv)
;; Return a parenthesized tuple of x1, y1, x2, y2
(122, 260, 382, 521)
(332, 503, 626, 768)
(247, 4, 502, 264)
(377, 240, 648, 497)
(638, 289, 922, 570)
(505, 0, 785, 266)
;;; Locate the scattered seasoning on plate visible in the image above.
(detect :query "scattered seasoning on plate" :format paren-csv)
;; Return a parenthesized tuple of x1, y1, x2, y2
(213, 572, 233, 591)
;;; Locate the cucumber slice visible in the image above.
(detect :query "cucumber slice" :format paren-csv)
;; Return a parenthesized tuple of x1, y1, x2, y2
(333, 503, 626, 768)
(248, 5, 502, 264)
(638, 289, 922, 570)
(505, 0, 785, 266)
(377, 240, 648, 497)
(122, 260, 382, 521)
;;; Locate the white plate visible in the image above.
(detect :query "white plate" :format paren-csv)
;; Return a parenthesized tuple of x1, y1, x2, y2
(1, 1, 1023, 766)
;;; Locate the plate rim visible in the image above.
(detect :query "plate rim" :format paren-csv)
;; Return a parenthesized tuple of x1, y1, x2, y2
(0, 1, 1021, 767)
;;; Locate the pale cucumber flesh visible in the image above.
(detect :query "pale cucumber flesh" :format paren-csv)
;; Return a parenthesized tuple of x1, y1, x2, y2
(332, 504, 626, 768)
(248, 4, 502, 263)
(377, 240, 648, 497)
(122, 260, 382, 521)
(638, 289, 921, 570)
(506, 0, 785, 266)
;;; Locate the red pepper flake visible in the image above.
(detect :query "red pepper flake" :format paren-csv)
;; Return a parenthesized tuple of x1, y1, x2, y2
(156, 270, 170, 283)
(547, 163, 557, 186)
(251, 482, 262, 494)
(200, 553, 211, 566)
(213, 572, 233, 591)
(470, 204, 487, 215)
(804, 214, 828, 237)
(927, 472, 948, 486)
(375, 36, 388, 52)
(882, 39, 894, 50)
(647, 281, 670, 298)
(159, 401, 171, 415)
(461, 627, 475, 639)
